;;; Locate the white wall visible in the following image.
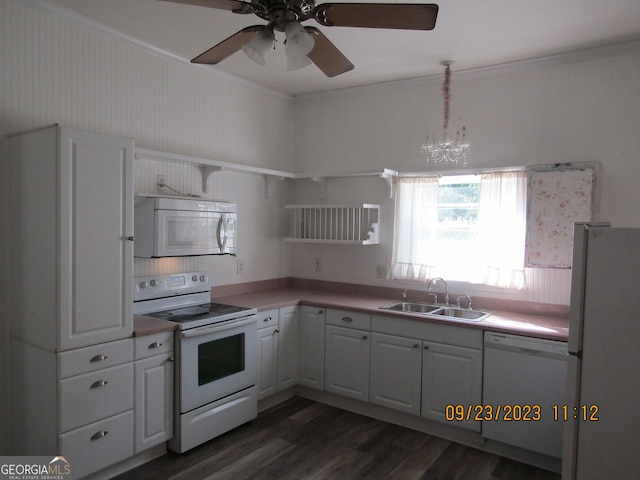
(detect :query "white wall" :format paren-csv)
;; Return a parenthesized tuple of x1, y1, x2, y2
(290, 45, 640, 305)
(0, 0, 293, 454)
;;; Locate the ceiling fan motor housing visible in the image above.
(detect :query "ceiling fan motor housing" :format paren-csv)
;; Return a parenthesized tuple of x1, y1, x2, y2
(250, 0, 316, 30)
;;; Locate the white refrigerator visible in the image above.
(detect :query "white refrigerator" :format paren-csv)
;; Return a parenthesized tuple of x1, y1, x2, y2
(563, 223, 640, 479)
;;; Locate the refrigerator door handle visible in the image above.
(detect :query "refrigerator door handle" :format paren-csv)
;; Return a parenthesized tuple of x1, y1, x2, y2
(568, 351, 582, 358)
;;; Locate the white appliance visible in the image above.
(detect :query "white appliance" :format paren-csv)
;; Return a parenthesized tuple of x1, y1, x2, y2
(134, 196, 237, 257)
(563, 223, 640, 479)
(133, 272, 258, 453)
(483, 332, 567, 459)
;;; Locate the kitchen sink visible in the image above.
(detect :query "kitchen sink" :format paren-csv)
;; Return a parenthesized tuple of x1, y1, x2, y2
(380, 302, 492, 322)
(430, 307, 491, 321)
(380, 302, 441, 314)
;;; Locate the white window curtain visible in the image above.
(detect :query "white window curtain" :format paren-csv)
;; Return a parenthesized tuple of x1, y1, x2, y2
(389, 171, 527, 289)
(476, 171, 527, 289)
(389, 176, 439, 282)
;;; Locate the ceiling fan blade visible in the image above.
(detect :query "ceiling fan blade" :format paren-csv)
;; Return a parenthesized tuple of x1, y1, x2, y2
(191, 26, 263, 64)
(314, 3, 438, 30)
(158, 0, 254, 14)
(305, 27, 354, 77)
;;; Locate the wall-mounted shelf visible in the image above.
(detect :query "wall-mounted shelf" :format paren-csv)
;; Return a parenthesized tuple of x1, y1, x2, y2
(285, 204, 380, 244)
(135, 147, 398, 199)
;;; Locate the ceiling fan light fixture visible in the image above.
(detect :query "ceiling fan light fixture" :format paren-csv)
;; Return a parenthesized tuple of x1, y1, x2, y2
(286, 53, 312, 71)
(284, 20, 315, 57)
(241, 29, 273, 65)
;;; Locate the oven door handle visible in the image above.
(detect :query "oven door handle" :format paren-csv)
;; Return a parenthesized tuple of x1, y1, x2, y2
(180, 315, 256, 339)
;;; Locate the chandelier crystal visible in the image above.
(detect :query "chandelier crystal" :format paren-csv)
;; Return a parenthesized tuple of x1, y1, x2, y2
(421, 60, 470, 166)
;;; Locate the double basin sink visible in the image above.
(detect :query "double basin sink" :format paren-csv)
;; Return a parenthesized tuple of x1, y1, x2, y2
(380, 301, 492, 322)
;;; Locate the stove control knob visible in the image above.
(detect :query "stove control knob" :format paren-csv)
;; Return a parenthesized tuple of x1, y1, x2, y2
(139, 281, 147, 289)
(200, 275, 206, 282)
(192, 275, 198, 282)
(150, 279, 158, 287)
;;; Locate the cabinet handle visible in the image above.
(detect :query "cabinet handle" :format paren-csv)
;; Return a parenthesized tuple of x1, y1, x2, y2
(168, 357, 174, 362)
(90, 354, 108, 363)
(362, 334, 368, 340)
(413, 344, 419, 348)
(127, 236, 135, 241)
(342, 317, 353, 323)
(318, 310, 324, 314)
(264, 317, 272, 322)
(90, 380, 108, 389)
(424, 345, 429, 350)
(90, 430, 108, 441)
(274, 329, 280, 334)
(148, 341, 162, 349)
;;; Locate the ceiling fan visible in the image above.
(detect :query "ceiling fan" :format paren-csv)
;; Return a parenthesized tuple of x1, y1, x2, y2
(160, 0, 438, 77)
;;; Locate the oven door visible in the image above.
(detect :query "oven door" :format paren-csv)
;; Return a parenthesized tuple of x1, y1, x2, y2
(177, 315, 257, 413)
(155, 210, 236, 256)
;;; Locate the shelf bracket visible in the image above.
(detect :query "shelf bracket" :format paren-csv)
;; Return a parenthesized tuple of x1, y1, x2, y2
(264, 175, 285, 199)
(380, 171, 395, 199)
(311, 176, 327, 199)
(198, 165, 222, 193)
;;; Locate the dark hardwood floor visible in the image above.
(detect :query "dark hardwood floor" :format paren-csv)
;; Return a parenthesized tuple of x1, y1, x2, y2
(114, 397, 561, 480)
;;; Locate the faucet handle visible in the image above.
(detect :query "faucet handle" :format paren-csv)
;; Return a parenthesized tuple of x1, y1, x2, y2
(427, 292, 438, 304)
(456, 295, 472, 310)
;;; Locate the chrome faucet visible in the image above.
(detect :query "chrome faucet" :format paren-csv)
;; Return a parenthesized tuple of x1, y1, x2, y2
(427, 277, 449, 305)
(457, 295, 473, 310)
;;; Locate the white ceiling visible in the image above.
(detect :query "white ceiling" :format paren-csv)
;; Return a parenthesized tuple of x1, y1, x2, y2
(41, 0, 640, 96)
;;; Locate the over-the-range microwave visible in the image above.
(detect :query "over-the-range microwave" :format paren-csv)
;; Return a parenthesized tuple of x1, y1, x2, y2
(134, 196, 237, 257)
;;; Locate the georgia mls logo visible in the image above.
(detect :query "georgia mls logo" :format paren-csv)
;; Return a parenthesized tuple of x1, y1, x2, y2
(0, 456, 71, 479)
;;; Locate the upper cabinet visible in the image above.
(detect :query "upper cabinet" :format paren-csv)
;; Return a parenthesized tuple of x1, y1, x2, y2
(9, 125, 134, 351)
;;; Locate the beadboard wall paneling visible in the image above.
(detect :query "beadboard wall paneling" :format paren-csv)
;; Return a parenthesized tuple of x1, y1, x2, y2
(289, 176, 573, 305)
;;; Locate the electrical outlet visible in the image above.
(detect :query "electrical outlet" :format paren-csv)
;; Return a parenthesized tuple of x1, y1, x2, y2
(376, 265, 388, 278)
(237, 259, 245, 275)
(156, 174, 166, 193)
(314, 258, 323, 272)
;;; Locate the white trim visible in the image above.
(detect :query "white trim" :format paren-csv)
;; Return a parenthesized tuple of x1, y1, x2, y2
(26, 0, 292, 101)
(399, 165, 526, 178)
(294, 39, 640, 103)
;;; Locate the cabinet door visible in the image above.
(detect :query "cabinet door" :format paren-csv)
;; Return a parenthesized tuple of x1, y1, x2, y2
(277, 306, 298, 390)
(58, 127, 134, 350)
(421, 341, 482, 432)
(325, 325, 370, 401)
(257, 325, 279, 400)
(298, 306, 325, 390)
(370, 333, 422, 415)
(134, 353, 174, 453)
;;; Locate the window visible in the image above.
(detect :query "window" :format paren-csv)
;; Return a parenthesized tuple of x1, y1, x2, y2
(390, 171, 527, 289)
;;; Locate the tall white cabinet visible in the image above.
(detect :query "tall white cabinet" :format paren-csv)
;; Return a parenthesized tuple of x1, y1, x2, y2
(8, 125, 135, 477)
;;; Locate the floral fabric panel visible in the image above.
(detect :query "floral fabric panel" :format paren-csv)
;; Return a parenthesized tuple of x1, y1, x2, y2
(526, 168, 594, 267)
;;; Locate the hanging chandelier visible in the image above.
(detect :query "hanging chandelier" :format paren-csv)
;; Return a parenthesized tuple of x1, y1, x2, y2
(421, 60, 470, 166)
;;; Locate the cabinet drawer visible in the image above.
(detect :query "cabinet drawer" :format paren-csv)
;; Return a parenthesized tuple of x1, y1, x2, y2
(58, 338, 133, 378)
(326, 308, 371, 331)
(256, 309, 279, 330)
(134, 332, 173, 360)
(59, 410, 134, 479)
(59, 363, 134, 433)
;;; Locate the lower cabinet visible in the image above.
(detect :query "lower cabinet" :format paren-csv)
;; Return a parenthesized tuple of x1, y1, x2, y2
(421, 340, 482, 432)
(257, 307, 299, 400)
(370, 332, 422, 415)
(324, 325, 370, 401)
(297, 306, 326, 390)
(134, 331, 174, 454)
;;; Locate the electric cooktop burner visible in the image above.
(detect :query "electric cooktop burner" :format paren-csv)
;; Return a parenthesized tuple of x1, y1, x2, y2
(147, 302, 253, 324)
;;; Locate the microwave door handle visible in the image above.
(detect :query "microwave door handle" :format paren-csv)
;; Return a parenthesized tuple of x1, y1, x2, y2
(216, 215, 228, 252)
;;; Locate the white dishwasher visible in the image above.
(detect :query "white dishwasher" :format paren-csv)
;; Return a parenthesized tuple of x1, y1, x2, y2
(482, 332, 567, 458)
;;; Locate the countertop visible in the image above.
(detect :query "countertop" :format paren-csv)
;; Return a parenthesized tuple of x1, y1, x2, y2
(211, 287, 569, 341)
(133, 314, 178, 336)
